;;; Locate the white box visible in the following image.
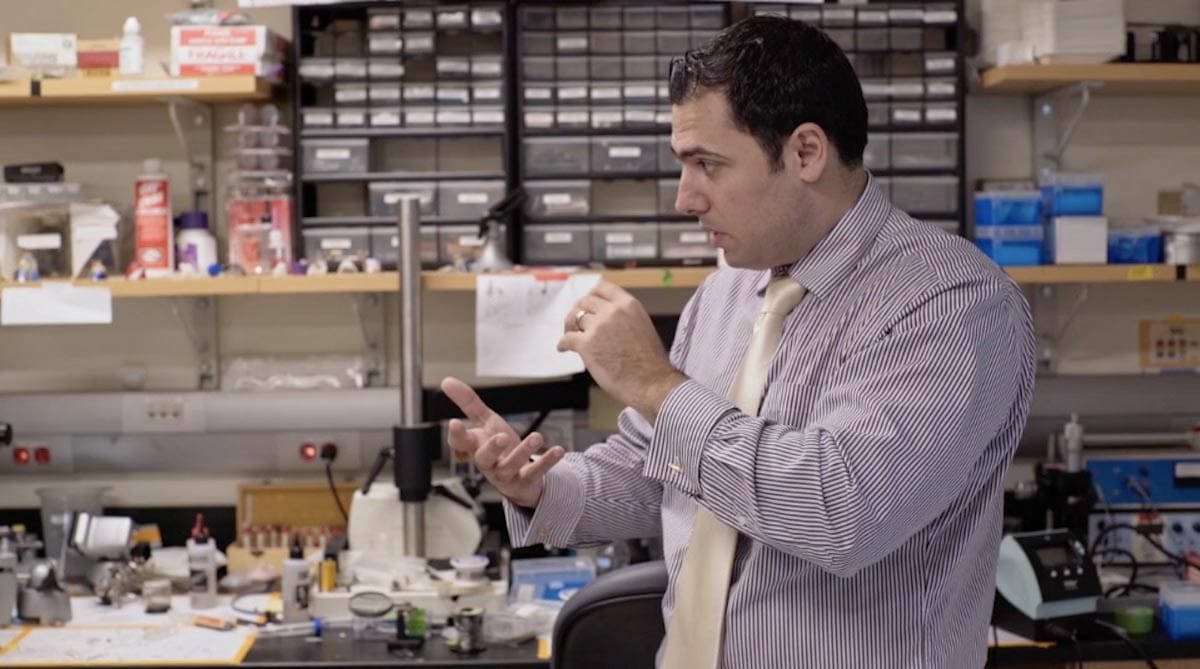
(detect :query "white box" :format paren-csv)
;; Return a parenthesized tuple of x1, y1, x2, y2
(9, 33, 77, 70)
(170, 25, 289, 79)
(1021, 0, 1125, 64)
(1052, 216, 1108, 264)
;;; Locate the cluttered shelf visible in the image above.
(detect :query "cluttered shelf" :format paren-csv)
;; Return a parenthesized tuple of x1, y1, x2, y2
(3, 264, 1196, 300)
(980, 63, 1200, 96)
(0, 75, 274, 105)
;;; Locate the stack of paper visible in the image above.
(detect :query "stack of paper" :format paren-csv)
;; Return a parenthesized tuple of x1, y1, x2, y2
(1022, 0, 1125, 64)
(981, 0, 1039, 66)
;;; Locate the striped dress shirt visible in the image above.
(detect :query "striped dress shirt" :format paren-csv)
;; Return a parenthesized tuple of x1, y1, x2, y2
(507, 177, 1037, 668)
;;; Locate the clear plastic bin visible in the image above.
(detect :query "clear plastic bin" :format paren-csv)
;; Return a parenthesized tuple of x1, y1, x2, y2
(335, 108, 368, 128)
(657, 31, 691, 55)
(303, 138, 369, 173)
(435, 108, 472, 126)
(891, 79, 925, 100)
(623, 31, 656, 55)
(590, 7, 622, 30)
(822, 7, 855, 26)
(371, 227, 437, 269)
(891, 103, 924, 126)
(526, 181, 592, 217)
(624, 108, 656, 128)
(592, 223, 658, 263)
(367, 59, 406, 79)
(334, 83, 368, 104)
(624, 7, 657, 29)
(590, 82, 623, 104)
(556, 6, 588, 29)
(472, 82, 502, 104)
(658, 136, 679, 172)
(524, 224, 592, 264)
(471, 8, 503, 30)
(405, 107, 436, 127)
(925, 103, 958, 126)
(523, 31, 555, 55)
(472, 55, 503, 79)
(926, 78, 958, 99)
(625, 56, 657, 79)
(403, 8, 434, 29)
(473, 107, 505, 127)
(403, 83, 436, 104)
(659, 223, 715, 263)
(891, 27, 923, 50)
(892, 176, 958, 215)
(436, 57, 471, 79)
(557, 32, 589, 54)
(658, 178, 680, 215)
(867, 102, 889, 127)
(439, 180, 505, 220)
(591, 31, 623, 55)
(369, 181, 438, 217)
(690, 6, 725, 29)
(857, 8, 889, 25)
(334, 59, 368, 79)
(857, 28, 888, 51)
(367, 32, 403, 55)
(623, 82, 657, 104)
(404, 32, 435, 55)
(439, 224, 493, 266)
(437, 85, 470, 106)
(889, 7, 925, 24)
(370, 108, 402, 127)
(558, 56, 589, 79)
(558, 107, 590, 129)
(591, 107, 624, 130)
(301, 107, 335, 129)
(525, 137, 590, 175)
(369, 83, 402, 103)
(436, 7, 468, 30)
(863, 135, 891, 170)
(522, 7, 554, 30)
(592, 56, 622, 80)
(524, 84, 554, 105)
(592, 136, 657, 173)
(925, 52, 957, 75)
(657, 7, 689, 29)
(523, 57, 555, 81)
(367, 7, 401, 31)
(892, 133, 957, 169)
(556, 83, 589, 106)
(299, 58, 335, 80)
(304, 227, 371, 265)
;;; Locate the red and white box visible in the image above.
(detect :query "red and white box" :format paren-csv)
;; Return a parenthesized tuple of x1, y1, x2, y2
(170, 26, 289, 80)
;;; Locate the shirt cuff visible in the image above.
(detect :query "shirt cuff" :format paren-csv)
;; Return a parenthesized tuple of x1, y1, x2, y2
(503, 460, 586, 548)
(644, 379, 734, 497)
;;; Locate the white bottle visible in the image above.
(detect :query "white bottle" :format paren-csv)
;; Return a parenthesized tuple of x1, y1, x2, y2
(281, 539, 312, 623)
(119, 17, 144, 77)
(176, 212, 219, 275)
(186, 535, 218, 610)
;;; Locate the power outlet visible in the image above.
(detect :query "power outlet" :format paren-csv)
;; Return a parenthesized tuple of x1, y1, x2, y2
(0, 436, 74, 474)
(274, 432, 362, 472)
(121, 394, 207, 433)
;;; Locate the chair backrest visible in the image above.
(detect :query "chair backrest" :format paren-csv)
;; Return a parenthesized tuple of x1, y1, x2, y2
(551, 560, 668, 669)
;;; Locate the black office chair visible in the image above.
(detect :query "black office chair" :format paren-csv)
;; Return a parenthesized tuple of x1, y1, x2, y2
(551, 560, 669, 669)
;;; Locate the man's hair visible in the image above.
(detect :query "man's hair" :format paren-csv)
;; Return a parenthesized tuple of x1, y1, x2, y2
(668, 16, 868, 171)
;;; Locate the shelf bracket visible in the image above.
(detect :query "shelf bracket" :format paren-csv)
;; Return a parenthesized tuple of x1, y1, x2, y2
(171, 297, 219, 390)
(353, 293, 386, 388)
(165, 98, 216, 218)
(1033, 82, 1102, 182)
(1031, 284, 1060, 374)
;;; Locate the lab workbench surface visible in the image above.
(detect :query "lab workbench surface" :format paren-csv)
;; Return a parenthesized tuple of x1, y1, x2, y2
(243, 633, 545, 668)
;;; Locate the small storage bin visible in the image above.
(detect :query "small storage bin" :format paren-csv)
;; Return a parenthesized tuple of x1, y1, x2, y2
(656, 7, 689, 30)
(403, 83, 436, 104)
(892, 176, 958, 215)
(523, 32, 555, 55)
(303, 139, 369, 173)
(334, 83, 369, 104)
(890, 27, 923, 50)
(659, 223, 716, 263)
(924, 103, 958, 125)
(436, 57, 471, 79)
(472, 82, 502, 104)
(439, 224, 494, 266)
(657, 31, 691, 54)
(370, 108, 402, 127)
(891, 103, 924, 126)
(558, 56, 589, 80)
(592, 56, 623, 80)
(404, 32, 435, 55)
(369, 83, 402, 103)
(526, 181, 592, 218)
(439, 180, 505, 220)
(557, 107, 590, 129)
(367, 32, 403, 55)
(525, 137, 590, 175)
(592, 136, 657, 173)
(335, 108, 368, 128)
(437, 109, 473, 126)
(862, 135, 891, 170)
(590, 7, 622, 30)
(591, 31, 623, 55)
(437, 85, 470, 106)
(403, 8, 434, 29)
(690, 6, 725, 29)
(658, 178, 679, 215)
(370, 226, 438, 269)
(592, 223, 658, 263)
(857, 28, 889, 51)
(524, 57, 555, 81)
(657, 136, 679, 172)
(891, 133, 957, 169)
(367, 59, 406, 79)
(405, 107, 435, 127)
(472, 55, 503, 79)
(557, 32, 589, 54)
(623, 31, 656, 55)
(557, 7, 589, 30)
(522, 7, 555, 30)
(304, 227, 371, 265)
(590, 83, 623, 104)
(624, 7, 657, 29)
(369, 181, 438, 217)
(524, 224, 592, 264)
(590, 107, 624, 130)
(301, 107, 335, 129)
(625, 55, 657, 79)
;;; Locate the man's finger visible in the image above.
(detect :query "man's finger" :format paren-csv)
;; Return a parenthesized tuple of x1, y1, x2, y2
(475, 432, 516, 472)
(447, 419, 480, 455)
(557, 332, 583, 353)
(441, 377, 497, 424)
(518, 446, 566, 481)
(497, 432, 545, 472)
(590, 280, 631, 303)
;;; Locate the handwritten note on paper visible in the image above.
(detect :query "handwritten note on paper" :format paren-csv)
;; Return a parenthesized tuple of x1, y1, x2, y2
(476, 273, 602, 378)
(1, 283, 113, 326)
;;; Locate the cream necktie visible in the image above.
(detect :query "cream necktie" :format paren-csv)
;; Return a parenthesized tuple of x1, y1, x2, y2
(661, 273, 807, 669)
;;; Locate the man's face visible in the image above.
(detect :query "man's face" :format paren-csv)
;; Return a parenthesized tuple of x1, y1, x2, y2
(670, 90, 811, 270)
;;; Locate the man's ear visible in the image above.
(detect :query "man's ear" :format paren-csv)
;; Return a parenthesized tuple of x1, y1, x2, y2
(785, 122, 830, 184)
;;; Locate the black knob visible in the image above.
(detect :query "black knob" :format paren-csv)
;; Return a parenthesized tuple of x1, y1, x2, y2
(1173, 523, 1184, 533)
(1192, 522, 1200, 534)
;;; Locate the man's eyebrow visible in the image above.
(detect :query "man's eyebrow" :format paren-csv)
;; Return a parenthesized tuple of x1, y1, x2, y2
(672, 145, 728, 161)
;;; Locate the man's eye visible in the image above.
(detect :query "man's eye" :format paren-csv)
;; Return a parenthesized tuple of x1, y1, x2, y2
(697, 160, 713, 173)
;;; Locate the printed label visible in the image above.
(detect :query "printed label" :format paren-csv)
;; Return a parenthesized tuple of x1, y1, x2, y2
(545, 232, 573, 244)
(321, 238, 353, 250)
(315, 148, 351, 160)
(609, 146, 642, 158)
(457, 192, 488, 204)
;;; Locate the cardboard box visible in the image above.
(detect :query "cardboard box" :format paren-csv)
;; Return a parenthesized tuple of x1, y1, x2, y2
(170, 26, 288, 81)
(9, 33, 77, 70)
(77, 38, 119, 77)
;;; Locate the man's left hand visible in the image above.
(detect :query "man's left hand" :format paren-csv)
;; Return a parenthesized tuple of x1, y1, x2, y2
(557, 281, 687, 422)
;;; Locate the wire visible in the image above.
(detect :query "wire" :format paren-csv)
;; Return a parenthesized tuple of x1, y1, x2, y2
(1092, 619, 1159, 669)
(1045, 622, 1084, 669)
(326, 461, 349, 525)
(989, 624, 1001, 669)
(1093, 547, 1139, 598)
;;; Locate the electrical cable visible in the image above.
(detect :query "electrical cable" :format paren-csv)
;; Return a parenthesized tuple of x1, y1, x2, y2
(326, 461, 349, 524)
(1045, 622, 1084, 669)
(1093, 547, 1139, 598)
(1092, 619, 1158, 669)
(519, 409, 551, 440)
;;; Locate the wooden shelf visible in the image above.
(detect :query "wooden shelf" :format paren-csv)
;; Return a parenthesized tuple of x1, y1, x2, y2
(980, 63, 1200, 96)
(1188, 266, 1200, 282)
(1005, 264, 1180, 284)
(0, 75, 273, 105)
(7, 265, 1183, 301)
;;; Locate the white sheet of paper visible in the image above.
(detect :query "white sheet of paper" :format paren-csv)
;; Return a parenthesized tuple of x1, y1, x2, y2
(1, 282, 113, 326)
(476, 272, 602, 378)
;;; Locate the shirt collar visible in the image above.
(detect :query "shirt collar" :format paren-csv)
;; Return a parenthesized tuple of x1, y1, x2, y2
(754, 172, 891, 299)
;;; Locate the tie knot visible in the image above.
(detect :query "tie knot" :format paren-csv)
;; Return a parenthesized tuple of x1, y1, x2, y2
(763, 275, 806, 316)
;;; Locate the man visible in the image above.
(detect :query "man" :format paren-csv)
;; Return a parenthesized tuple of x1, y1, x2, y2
(442, 16, 1036, 669)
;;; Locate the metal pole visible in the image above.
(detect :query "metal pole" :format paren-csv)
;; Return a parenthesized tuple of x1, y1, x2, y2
(396, 195, 426, 558)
